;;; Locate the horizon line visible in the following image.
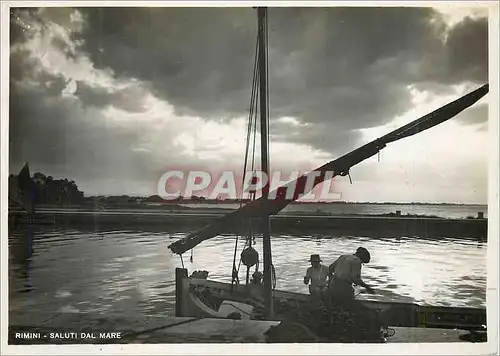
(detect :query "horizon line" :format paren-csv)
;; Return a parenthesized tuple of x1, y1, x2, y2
(83, 195, 488, 206)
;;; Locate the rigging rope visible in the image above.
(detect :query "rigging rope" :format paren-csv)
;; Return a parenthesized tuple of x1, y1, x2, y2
(240, 33, 260, 208)
(231, 9, 275, 289)
(232, 32, 260, 286)
(265, 9, 271, 171)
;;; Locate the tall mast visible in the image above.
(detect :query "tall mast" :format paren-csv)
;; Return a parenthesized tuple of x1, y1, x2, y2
(257, 6, 273, 318)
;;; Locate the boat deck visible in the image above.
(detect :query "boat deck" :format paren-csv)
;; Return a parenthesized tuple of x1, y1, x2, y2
(8, 312, 474, 344)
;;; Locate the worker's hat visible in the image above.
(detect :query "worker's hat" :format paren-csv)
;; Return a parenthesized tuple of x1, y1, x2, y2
(308, 254, 322, 262)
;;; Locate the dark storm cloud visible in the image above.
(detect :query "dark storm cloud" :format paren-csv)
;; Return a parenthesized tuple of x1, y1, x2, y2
(9, 6, 489, 198)
(74, 81, 149, 112)
(72, 8, 257, 119)
(270, 120, 362, 157)
(442, 16, 488, 83)
(420, 16, 488, 85)
(8, 48, 227, 194)
(9, 65, 164, 190)
(69, 7, 488, 153)
(74, 7, 422, 123)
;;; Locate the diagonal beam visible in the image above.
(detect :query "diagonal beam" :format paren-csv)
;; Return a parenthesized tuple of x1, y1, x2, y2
(168, 84, 488, 255)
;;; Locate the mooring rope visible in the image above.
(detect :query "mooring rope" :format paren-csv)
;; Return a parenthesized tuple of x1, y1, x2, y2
(180, 254, 185, 269)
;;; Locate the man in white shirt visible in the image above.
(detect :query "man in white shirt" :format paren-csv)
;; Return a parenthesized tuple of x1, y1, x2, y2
(328, 247, 375, 303)
(303, 254, 329, 297)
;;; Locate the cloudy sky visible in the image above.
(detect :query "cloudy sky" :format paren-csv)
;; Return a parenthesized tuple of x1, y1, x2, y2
(9, 5, 490, 203)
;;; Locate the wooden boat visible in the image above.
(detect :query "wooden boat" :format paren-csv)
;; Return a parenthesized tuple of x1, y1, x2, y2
(174, 268, 486, 332)
(168, 7, 488, 342)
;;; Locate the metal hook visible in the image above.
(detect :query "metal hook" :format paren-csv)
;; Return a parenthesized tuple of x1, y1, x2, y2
(339, 169, 353, 184)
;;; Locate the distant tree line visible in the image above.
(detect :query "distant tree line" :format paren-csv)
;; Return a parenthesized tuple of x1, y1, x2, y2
(9, 172, 85, 206)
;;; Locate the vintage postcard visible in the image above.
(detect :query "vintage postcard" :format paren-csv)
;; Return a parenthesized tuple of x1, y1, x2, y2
(1, 1, 498, 355)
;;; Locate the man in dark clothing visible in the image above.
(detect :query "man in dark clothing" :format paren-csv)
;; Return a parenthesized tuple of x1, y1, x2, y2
(327, 247, 375, 303)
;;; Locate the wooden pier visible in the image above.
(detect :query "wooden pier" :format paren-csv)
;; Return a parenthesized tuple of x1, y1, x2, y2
(8, 312, 477, 344)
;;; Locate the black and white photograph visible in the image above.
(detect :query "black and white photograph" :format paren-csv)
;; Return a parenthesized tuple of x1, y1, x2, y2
(1, 1, 498, 354)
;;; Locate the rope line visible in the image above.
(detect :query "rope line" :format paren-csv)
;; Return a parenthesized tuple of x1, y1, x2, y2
(121, 317, 203, 340)
(232, 31, 260, 286)
(240, 31, 260, 207)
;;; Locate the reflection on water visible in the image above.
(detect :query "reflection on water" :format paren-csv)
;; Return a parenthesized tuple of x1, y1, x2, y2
(9, 225, 35, 295)
(9, 225, 487, 323)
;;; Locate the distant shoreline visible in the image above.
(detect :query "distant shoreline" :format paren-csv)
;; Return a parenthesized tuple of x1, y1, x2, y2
(10, 201, 489, 210)
(9, 202, 488, 215)
(9, 201, 488, 218)
(179, 201, 487, 206)
(8, 207, 488, 240)
(83, 199, 487, 206)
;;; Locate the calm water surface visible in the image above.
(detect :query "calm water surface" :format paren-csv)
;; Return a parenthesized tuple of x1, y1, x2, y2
(9, 225, 487, 324)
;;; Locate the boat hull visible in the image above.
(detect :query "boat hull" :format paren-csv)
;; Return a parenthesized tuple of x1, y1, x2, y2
(175, 268, 486, 332)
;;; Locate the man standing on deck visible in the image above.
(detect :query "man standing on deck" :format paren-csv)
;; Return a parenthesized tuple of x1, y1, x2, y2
(304, 254, 329, 297)
(328, 247, 375, 303)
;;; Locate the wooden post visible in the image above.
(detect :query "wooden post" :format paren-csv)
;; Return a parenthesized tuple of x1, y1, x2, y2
(175, 268, 188, 317)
